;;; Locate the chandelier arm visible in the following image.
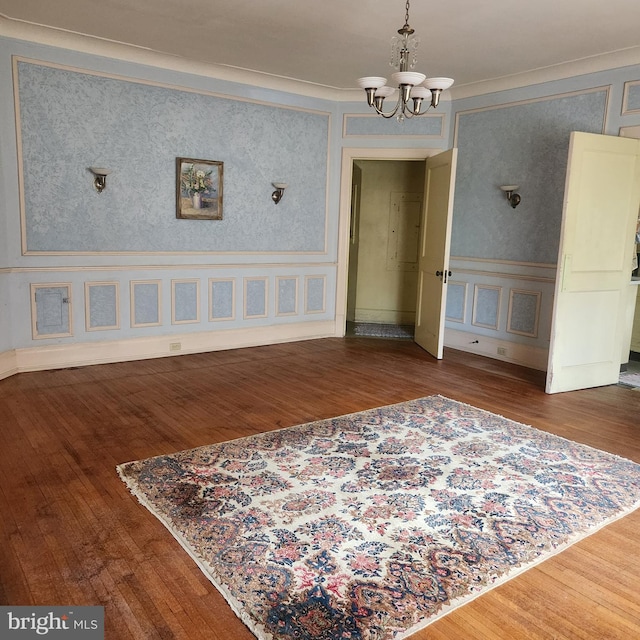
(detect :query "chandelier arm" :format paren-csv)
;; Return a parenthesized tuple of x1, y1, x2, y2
(371, 99, 402, 119)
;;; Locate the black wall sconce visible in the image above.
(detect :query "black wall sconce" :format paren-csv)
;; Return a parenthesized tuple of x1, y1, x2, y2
(89, 167, 111, 193)
(271, 182, 287, 204)
(500, 185, 521, 209)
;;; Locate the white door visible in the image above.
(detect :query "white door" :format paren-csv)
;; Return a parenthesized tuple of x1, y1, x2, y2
(414, 149, 458, 358)
(546, 132, 640, 393)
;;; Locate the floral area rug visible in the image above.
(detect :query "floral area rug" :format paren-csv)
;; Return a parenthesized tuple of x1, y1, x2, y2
(117, 395, 640, 640)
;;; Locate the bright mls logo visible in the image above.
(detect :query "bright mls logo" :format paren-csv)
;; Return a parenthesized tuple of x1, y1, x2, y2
(2, 607, 104, 639)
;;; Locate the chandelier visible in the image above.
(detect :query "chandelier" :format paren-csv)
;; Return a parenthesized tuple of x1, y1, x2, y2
(356, 0, 454, 121)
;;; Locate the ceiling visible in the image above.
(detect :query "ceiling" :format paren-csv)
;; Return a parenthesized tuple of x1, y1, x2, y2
(1, 0, 640, 94)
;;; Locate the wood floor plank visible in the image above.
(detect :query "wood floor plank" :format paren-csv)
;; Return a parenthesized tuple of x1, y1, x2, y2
(0, 338, 639, 639)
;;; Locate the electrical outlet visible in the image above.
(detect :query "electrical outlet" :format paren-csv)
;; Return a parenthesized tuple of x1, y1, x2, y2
(169, 342, 182, 352)
(497, 347, 507, 356)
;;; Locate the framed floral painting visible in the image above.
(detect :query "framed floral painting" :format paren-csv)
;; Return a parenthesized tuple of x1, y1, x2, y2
(176, 158, 223, 220)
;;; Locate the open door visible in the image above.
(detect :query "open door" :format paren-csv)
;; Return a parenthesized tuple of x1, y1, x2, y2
(414, 148, 458, 358)
(546, 132, 640, 393)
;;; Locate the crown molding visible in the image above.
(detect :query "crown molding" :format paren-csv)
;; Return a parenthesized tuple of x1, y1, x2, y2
(2, 16, 640, 104)
(0, 16, 345, 101)
(450, 47, 640, 101)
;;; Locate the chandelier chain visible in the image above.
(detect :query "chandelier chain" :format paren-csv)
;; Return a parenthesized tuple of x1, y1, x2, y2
(404, 0, 411, 29)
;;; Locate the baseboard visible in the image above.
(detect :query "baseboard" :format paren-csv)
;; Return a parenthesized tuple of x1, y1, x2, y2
(0, 350, 18, 380)
(444, 327, 548, 371)
(9, 320, 337, 375)
(354, 309, 416, 325)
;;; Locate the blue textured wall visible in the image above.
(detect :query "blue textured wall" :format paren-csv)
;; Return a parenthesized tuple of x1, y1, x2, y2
(452, 90, 608, 264)
(2, 30, 640, 371)
(17, 60, 329, 253)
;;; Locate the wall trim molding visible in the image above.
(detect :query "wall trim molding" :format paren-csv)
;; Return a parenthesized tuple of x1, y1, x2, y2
(336, 147, 442, 332)
(4, 262, 338, 273)
(5, 320, 336, 376)
(453, 85, 610, 146)
(445, 327, 548, 371)
(2, 17, 639, 102)
(0, 350, 18, 380)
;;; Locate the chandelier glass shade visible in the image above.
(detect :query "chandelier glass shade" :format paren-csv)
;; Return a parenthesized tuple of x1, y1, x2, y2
(357, 0, 453, 121)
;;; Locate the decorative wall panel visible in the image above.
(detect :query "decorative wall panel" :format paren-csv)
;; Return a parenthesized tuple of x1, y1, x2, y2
(172, 279, 199, 324)
(209, 278, 235, 321)
(452, 88, 608, 264)
(343, 113, 444, 137)
(85, 282, 119, 331)
(472, 284, 501, 330)
(507, 289, 541, 337)
(305, 276, 326, 314)
(30, 283, 72, 339)
(276, 277, 298, 316)
(445, 282, 467, 323)
(130, 280, 161, 327)
(622, 81, 640, 115)
(15, 59, 330, 254)
(244, 277, 268, 319)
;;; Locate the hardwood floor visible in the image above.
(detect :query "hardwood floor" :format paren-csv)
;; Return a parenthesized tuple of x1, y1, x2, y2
(1, 337, 639, 639)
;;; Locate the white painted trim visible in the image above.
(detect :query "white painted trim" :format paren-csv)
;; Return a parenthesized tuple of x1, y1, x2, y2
(6, 261, 338, 273)
(0, 350, 18, 380)
(10, 321, 337, 375)
(2, 17, 638, 102)
(449, 48, 640, 101)
(445, 327, 548, 371)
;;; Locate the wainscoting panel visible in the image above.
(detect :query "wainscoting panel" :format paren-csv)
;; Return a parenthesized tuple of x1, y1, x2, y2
(276, 277, 298, 316)
(85, 281, 119, 331)
(209, 278, 236, 322)
(507, 289, 542, 338)
(11, 264, 337, 374)
(445, 282, 467, 323)
(130, 280, 162, 328)
(30, 283, 73, 339)
(305, 275, 326, 314)
(444, 257, 556, 370)
(244, 277, 268, 319)
(472, 285, 502, 330)
(622, 80, 640, 115)
(172, 279, 200, 325)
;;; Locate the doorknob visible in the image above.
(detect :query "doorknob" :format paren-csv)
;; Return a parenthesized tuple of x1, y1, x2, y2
(435, 270, 452, 283)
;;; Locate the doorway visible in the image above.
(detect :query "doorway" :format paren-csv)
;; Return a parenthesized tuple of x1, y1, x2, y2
(346, 158, 426, 338)
(336, 147, 441, 337)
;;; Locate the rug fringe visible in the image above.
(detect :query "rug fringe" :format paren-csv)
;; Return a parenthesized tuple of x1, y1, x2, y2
(116, 465, 273, 640)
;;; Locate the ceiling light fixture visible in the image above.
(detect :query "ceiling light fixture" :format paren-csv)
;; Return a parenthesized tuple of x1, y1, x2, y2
(356, 0, 454, 122)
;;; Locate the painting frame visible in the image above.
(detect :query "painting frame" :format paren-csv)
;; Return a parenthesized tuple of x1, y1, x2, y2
(176, 157, 224, 220)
